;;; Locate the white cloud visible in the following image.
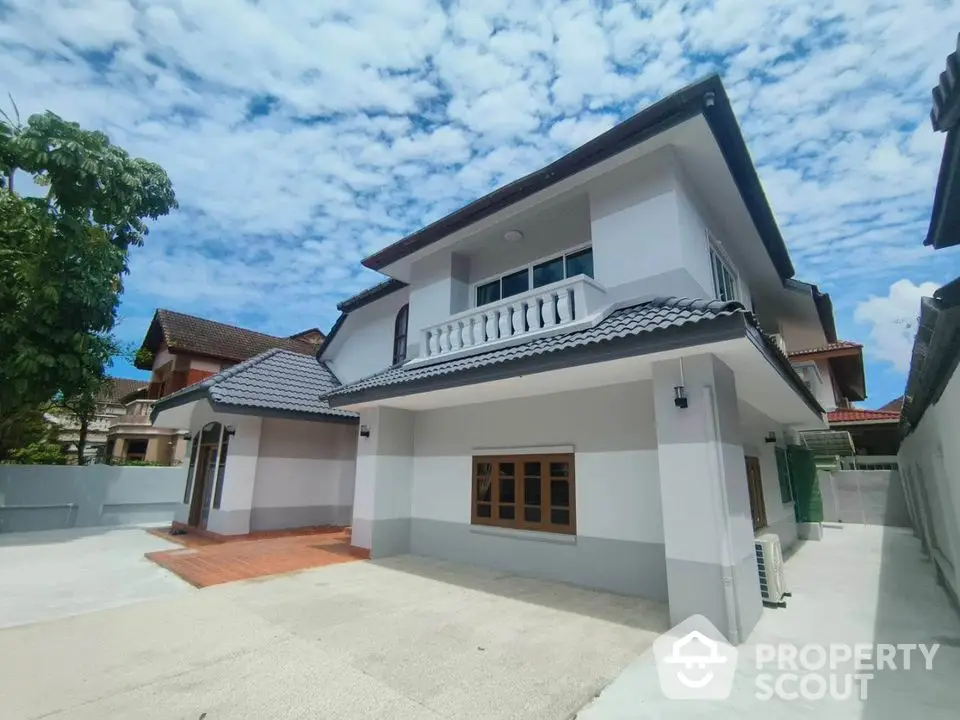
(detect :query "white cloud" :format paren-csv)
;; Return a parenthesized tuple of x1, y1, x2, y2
(854, 280, 941, 372)
(0, 0, 958, 368)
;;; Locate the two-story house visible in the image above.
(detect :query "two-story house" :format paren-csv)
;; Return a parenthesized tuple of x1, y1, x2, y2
(319, 73, 834, 644)
(152, 74, 838, 643)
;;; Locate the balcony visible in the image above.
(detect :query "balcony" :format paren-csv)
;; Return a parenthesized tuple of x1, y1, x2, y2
(418, 275, 608, 362)
(112, 398, 155, 427)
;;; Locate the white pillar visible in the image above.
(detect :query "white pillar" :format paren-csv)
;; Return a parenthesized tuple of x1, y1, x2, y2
(351, 406, 414, 558)
(652, 353, 762, 644)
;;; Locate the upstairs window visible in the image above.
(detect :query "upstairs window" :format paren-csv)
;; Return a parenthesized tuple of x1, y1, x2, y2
(474, 245, 593, 308)
(709, 237, 739, 303)
(393, 304, 408, 365)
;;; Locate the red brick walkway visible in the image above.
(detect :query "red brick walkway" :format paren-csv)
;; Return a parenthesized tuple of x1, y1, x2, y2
(145, 526, 366, 588)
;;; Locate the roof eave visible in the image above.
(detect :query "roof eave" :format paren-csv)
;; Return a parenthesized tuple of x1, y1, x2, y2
(207, 401, 358, 425)
(361, 74, 795, 281)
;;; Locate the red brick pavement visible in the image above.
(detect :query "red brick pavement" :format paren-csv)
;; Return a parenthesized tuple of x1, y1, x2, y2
(145, 525, 367, 588)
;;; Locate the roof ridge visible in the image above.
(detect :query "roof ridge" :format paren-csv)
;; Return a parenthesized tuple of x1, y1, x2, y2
(156, 308, 316, 348)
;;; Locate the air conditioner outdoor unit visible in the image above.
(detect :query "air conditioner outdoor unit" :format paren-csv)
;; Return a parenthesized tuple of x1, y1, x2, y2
(755, 533, 787, 607)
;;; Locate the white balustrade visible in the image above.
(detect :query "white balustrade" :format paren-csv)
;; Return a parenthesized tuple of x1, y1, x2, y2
(419, 275, 607, 361)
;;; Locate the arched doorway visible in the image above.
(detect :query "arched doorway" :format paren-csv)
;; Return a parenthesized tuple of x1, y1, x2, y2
(185, 421, 230, 528)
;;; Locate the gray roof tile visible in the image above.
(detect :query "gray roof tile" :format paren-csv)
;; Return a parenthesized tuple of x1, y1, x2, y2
(155, 348, 357, 420)
(325, 297, 743, 401)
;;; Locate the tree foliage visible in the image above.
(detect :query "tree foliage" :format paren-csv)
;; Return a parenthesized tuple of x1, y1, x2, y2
(0, 406, 64, 465)
(0, 107, 176, 461)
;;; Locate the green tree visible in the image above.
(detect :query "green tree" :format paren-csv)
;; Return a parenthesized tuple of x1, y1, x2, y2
(0, 405, 64, 464)
(0, 107, 176, 458)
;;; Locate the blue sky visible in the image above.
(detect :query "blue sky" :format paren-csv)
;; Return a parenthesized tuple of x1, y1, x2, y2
(2, 0, 959, 408)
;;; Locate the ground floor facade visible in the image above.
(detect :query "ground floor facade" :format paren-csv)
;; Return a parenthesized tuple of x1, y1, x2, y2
(348, 350, 813, 643)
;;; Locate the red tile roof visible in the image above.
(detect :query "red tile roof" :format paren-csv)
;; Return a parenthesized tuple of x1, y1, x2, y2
(788, 340, 862, 357)
(136, 309, 321, 369)
(828, 409, 899, 424)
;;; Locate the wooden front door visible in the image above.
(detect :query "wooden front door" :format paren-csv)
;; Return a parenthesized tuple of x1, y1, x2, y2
(745, 456, 767, 531)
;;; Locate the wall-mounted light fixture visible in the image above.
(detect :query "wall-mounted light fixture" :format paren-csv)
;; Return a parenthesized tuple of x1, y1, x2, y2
(503, 229, 524, 243)
(359, 424, 371, 438)
(673, 358, 688, 409)
(673, 385, 688, 409)
(764, 432, 777, 444)
(224, 425, 237, 437)
(183, 433, 193, 442)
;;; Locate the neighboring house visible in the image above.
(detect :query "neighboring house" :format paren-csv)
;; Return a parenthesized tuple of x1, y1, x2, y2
(307, 74, 834, 644)
(825, 408, 901, 457)
(785, 340, 899, 456)
(786, 341, 865, 412)
(898, 34, 960, 614)
(129, 309, 323, 465)
(46, 378, 146, 462)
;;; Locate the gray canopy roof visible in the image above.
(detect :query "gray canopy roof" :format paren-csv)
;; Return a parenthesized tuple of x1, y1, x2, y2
(151, 348, 358, 423)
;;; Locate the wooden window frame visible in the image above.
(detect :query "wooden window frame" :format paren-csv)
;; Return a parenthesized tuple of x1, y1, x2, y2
(471, 453, 576, 535)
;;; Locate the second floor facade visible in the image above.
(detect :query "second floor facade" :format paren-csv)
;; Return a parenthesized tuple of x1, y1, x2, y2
(320, 77, 850, 402)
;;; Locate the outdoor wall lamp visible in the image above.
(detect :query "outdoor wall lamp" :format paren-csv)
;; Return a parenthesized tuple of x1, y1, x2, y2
(673, 358, 688, 409)
(224, 425, 237, 436)
(673, 385, 688, 409)
(765, 432, 777, 444)
(359, 424, 371, 438)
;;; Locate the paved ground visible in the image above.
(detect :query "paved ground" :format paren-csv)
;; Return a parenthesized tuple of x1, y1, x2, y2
(0, 547, 669, 720)
(579, 524, 960, 719)
(0, 527, 191, 628)
(146, 526, 363, 587)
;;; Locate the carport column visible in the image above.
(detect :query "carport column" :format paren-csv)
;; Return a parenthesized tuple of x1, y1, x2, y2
(652, 353, 762, 644)
(351, 407, 414, 558)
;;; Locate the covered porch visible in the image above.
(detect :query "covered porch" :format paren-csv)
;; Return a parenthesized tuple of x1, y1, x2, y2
(327, 298, 824, 643)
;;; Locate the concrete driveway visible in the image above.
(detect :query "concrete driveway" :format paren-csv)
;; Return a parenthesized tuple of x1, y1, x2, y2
(0, 526, 191, 629)
(0, 545, 669, 720)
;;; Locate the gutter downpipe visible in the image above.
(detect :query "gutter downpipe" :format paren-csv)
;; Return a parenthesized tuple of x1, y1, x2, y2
(703, 384, 742, 645)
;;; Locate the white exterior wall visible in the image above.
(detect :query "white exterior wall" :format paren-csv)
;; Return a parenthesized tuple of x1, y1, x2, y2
(324, 285, 411, 384)
(410, 381, 663, 545)
(740, 403, 797, 550)
(249, 418, 357, 531)
(899, 367, 960, 605)
(466, 200, 592, 284)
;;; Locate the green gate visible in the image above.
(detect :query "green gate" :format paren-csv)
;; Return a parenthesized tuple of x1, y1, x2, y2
(787, 445, 823, 523)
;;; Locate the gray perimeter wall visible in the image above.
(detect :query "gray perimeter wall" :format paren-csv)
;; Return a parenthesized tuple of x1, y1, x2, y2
(0, 465, 187, 533)
(820, 469, 910, 527)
